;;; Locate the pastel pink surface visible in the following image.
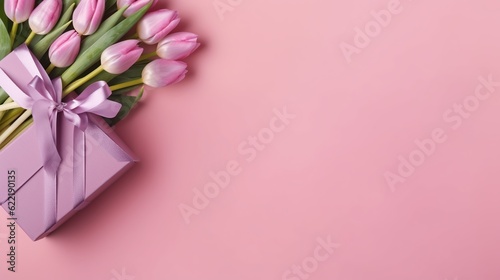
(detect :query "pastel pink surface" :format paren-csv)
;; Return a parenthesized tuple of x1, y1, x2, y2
(1, 0, 500, 279)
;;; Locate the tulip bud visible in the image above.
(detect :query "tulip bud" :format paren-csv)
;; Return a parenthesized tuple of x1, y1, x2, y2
(49, 30, 81, 67)
(73, 0, 105, 36)
(157, 32, 200, 60)
(137, 9, 180, 45)
(117, 0, 157, 17)
(101, 40, 143, 74)
(142, 59, 187, 88)
(28, 0, 62, 35)
(5, 0, 35, 23)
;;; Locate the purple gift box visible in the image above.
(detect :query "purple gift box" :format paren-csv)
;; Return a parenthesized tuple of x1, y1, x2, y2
(0, 47, 137, 241)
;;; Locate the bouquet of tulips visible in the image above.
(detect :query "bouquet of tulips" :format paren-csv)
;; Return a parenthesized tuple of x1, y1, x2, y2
(0, 0, 199, 149)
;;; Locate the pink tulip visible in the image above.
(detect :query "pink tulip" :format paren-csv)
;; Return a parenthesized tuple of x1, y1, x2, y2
(137, 9, 180, 45)
(49, 30, 81, 67)
(142, 59, 187, 88)
(28, 0, 62, 35)
(5, 0, 35, 23)
(117, 0, 157, 17)
(101, 40, 143, 74)
(157, 32, 200, 60)
(73, 0, 105, 36)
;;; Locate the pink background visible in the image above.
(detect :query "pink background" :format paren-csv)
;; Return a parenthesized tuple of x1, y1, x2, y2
(2, 0, 500, 279)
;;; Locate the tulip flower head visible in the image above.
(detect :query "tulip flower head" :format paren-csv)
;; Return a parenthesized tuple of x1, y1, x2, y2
(28, 0, 62, 35)
(101, 40, 143, 74)
(49, 30, 81, 67)
(5, 0, 35, 23)
(73, 0, 105, 36)
(117, 0, 157, 17)
(157, 32, 200, 60)
(137, 9, 180, 45)
(142, 59, 187, 88)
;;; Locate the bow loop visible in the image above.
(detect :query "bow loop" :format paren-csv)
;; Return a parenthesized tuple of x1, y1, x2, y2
(31, 99, 61, 173)
(66, 81, 121, 118)
(4, 71, 121, 132)
(27, 76, 59, 103)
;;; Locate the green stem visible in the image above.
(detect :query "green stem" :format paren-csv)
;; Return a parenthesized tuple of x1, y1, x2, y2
(109, 78, 143, 91)
(0, 89, 8, 104)
(63, 65, 104, 95)
(25, 31, 36, 46)
(138, 51, 157, 62)
(0, 102, 20, 112)
(127, 32, 139, 39)
(0, 97, 13, 123)
(0, 109, 31, 146)
(0, 93, 8, 123)
(10, 22, 18, 47)
(46, 64, 56, 74)
(0, 108, 23, 132)
(0, 118, 32, 150)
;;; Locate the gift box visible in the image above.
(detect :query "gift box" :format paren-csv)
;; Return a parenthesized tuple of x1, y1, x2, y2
(0, 46, 137, 241)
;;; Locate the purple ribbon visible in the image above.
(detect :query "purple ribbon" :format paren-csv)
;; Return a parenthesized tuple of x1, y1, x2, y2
(0, 45, 121, 230)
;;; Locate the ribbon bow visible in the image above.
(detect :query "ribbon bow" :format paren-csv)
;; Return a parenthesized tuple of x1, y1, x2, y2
(0, 45, 121, 230)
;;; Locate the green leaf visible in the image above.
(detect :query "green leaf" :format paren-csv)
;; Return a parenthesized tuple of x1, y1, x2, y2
(31, 20, 73, 59)
(63, 0, 76, 9)
(55, 2, 76, 30)
(0, 88, 8, 104)
(0, 20, 11, 60)
(108, 60, 148, 85)
(61, 2, 151, 88)
(73, 61, 147, 94)
(0, 0, 11, 30)
(105, 0, 118, 11)
(105, 87, 143, 126)
(12, 22, 32, 49)
(80, 5, 126, 54)
(75, 71, 117, 92)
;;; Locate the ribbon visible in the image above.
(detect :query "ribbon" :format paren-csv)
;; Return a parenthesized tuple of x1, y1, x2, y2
(0, 45, 121, 230)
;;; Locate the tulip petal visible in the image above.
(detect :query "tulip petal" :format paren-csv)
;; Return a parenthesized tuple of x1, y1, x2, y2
(5, 0, 35, 22)
(73, 0, 105, 35)
(157, 32, 200, 60)
(142, 59, 187, 88)
(29, 0, 62, 34)
(137, 9, 179, 44)
(49, 30, 81, 67)
(101, 40, 143, 74)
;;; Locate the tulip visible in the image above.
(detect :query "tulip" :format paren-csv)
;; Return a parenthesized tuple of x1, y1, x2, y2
(4, 0, 35, 23)
(137, 9, 180, 45)
(118, 0, 157, 17)
(108, 59, 187, 92)
(64, 40, 143, 94)
(28, 0, 62, 35)
(49, 30, 81, 67)
(142, 59, 187, 87)
(73, 0, 105, 36)
(156, 32, 200, 60)
(101, 40, 143, 74)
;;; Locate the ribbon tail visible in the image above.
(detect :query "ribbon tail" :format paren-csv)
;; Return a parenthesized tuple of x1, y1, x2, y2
(73, 127, 86, 208)
(42, 167, 57, 231)
(32, 101, 61, 231)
